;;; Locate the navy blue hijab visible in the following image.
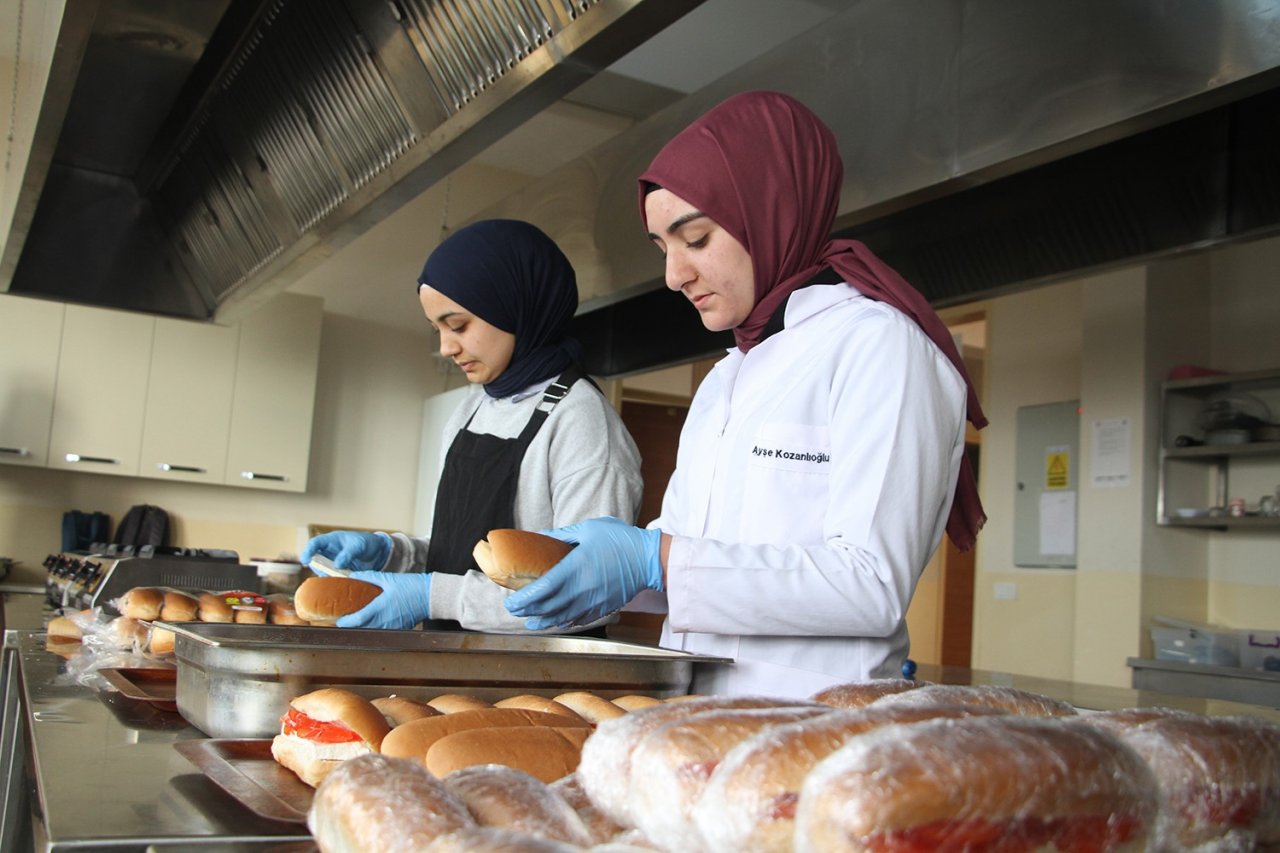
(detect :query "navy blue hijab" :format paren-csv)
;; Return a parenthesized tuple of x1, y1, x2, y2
(419, 219, 581, 399)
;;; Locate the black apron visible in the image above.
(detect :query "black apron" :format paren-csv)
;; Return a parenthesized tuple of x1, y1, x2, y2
(422, 364, 590, 631)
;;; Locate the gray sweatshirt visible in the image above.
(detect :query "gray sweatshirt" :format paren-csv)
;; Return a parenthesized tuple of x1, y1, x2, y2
(384, 376, 643, 632)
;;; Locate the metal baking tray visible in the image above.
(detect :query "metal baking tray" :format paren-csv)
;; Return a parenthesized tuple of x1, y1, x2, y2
(158, 622, 731, 738)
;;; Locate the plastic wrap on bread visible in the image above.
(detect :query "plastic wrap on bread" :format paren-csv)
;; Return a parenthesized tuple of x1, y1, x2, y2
(628, 705, 832, 850)
(440, 764, 593, 847)
(692, 702, 1006, 853)
(810, 677, 925, 708)
(1072, 708, 1280, 850)
(870, 682, 1078, 716)
(308, 753, 474, 852)
(793, 715, 1158, 852)
(576, 695, 822, 830)
(421, 826, 583, 852)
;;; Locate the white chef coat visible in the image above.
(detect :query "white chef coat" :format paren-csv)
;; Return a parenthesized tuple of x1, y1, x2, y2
(651, 282, 969, 699)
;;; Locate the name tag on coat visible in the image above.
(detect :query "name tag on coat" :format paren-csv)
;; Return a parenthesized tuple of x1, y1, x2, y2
(747, 423, 831, 473)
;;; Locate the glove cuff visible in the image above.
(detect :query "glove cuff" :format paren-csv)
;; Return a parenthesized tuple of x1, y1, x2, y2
(644, 528, 665, 592)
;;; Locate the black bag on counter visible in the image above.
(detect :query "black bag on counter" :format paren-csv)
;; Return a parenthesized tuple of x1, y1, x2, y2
(61, 510, 111, 553)
(113, 504, 170, 549)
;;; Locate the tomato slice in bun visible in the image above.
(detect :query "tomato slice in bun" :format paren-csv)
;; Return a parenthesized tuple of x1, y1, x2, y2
(281, 707, 363, 743)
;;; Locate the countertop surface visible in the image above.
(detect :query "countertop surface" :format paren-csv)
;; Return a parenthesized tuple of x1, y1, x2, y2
(7, 590, 1280, 850)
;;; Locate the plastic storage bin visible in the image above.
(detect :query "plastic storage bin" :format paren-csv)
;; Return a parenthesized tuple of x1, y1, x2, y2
(1150, 622, 1240, 667)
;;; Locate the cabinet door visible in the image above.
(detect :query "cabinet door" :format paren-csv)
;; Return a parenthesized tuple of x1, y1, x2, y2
(0, 294, 64, 467)
(139, 318, 239, 484)
(224, 294, 323, 492)
(48, 305, 155, 476)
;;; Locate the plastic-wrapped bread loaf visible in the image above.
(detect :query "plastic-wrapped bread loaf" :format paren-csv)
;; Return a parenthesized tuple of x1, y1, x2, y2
(793, 716, 1158, 852)
(440, 764, 592, 847)
(809, 678, 924, 708)
(307, 753, 474, 852)
(577, 695, 819, 829)
(549, 773, 625, 845)
(422, 826, 583, 852)
(1073, 709, 1280, 850)
(871, 682, 1077, 716)
(628, 706, 832, 851)
(692, 703, 1006, 853)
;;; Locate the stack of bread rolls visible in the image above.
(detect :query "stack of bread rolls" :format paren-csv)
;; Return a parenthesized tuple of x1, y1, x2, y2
(301, 680, 1280, 852)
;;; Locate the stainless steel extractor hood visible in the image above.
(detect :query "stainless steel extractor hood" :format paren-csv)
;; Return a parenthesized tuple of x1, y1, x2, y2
(1, 0, 704, 321)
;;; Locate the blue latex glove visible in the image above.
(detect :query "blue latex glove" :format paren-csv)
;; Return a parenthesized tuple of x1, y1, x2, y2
(300, 531, 392, 573)
(504, 517, 664, 631)
(335, 572, 432, 630)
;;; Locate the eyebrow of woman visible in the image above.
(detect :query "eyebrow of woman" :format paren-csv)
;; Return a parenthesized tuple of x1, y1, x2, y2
(647, 209, 709, 241)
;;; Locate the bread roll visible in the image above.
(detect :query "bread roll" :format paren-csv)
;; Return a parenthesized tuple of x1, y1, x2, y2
(118, 586, 164, 621)
(872, 683, 1078, 717)
(422, 827, 582, 852)
(308, 753, 474, 852)
(45, 637, 82, 659)
(554, 692, 627, 724)
(692, 703, 1005, 852)
(106, 616, 148, 651)
(472, 529, 574, 590)
(611, 695, 662, 712)
(628, 705, 832, 850)
(794, 716, 1158, 852)
(550, 773, 625, 845)
(272, 688, 392, 787)
(266, 593, 308, 626)
(577, 694, 821, 829)
(373, 695, 440, 727)
(197, 591, 234, 623)
(234, 603, 268, 624)
(148, 626, 175, 656)
(160, 590, 199, 622)
(427, 725, 592, 783)
(1074, 710, 1280, 849)
(441, 764, 593, 846)
(381, 708, 590, 765)
(294, 576, 382, 625)
(46, 614, 83, 641)
(810, 678, 923, 708)
(428, 694, 495, 714)
(495, 694, 585, 722)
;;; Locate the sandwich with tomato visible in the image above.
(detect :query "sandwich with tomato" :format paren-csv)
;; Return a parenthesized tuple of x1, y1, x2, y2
(271, 687, 392, 787)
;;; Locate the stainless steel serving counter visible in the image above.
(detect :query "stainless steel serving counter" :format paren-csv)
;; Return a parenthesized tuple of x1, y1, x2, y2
(5, 585, 1280, 851)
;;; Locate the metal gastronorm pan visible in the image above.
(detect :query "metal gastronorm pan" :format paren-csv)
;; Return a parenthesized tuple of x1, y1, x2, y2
(158, 622, 731, 738)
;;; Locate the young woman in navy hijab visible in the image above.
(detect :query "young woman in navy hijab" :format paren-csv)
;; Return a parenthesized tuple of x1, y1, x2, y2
(301, 219, 643, 633)
(503, 92, 987, 695)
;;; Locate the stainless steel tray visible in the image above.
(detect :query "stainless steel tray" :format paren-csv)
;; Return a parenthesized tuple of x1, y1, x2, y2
(158, 622, 731, 739)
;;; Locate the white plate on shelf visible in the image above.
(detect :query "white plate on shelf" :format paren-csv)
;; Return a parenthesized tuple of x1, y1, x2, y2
(1174, 508, 1207, 518)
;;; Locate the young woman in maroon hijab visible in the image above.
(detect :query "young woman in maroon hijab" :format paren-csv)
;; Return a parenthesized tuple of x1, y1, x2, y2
(505, 92, 987, 697)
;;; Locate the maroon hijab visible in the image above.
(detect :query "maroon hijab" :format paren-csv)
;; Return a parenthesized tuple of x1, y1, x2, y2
(638, 90, 987, 551)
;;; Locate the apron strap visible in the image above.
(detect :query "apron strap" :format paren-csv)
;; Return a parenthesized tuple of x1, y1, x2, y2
(516, 362, 587, 444)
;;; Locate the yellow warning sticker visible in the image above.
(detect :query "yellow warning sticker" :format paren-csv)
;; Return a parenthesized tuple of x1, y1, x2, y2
(1045, 448, 1069, 490)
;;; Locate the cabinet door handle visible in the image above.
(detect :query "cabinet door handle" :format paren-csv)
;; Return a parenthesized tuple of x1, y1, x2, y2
(240, 471, 288, 482)
(0, 447, 30, 457)
(158, 463, 207, 474)
(64, 453, 119, 465)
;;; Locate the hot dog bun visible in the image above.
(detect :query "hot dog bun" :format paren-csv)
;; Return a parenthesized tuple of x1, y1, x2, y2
(160, 590, 199, 622)
(118, 586, 164, 621)
(46, 614, 84, 640)
(441, 764, 593, 846)
(428, 694, 495, 714)
(495, 695, 585, 722)
(692, 703, 1005, 852)
(472, 529, 574, 590)
(266, 593, 308, 626)
(811, 678, 924, 708)
(628, 705, 832, 849)
(872, 683, 1078, 717)
(272, 688, 392, 787)
(1074, 709, 1280, 849)
(381, 708, 590, 765)
(554, 692, 627, 723)
(308, 753, 474, 851)
(576, 695, 822, 829)
(197, 591, 234, 623)
(794, 716, 1158, 851)
(427, 725, 592, 783)
(293, 576, 382, 626)
(373, 695, 440, 727)
(148, 625, 175, 656)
